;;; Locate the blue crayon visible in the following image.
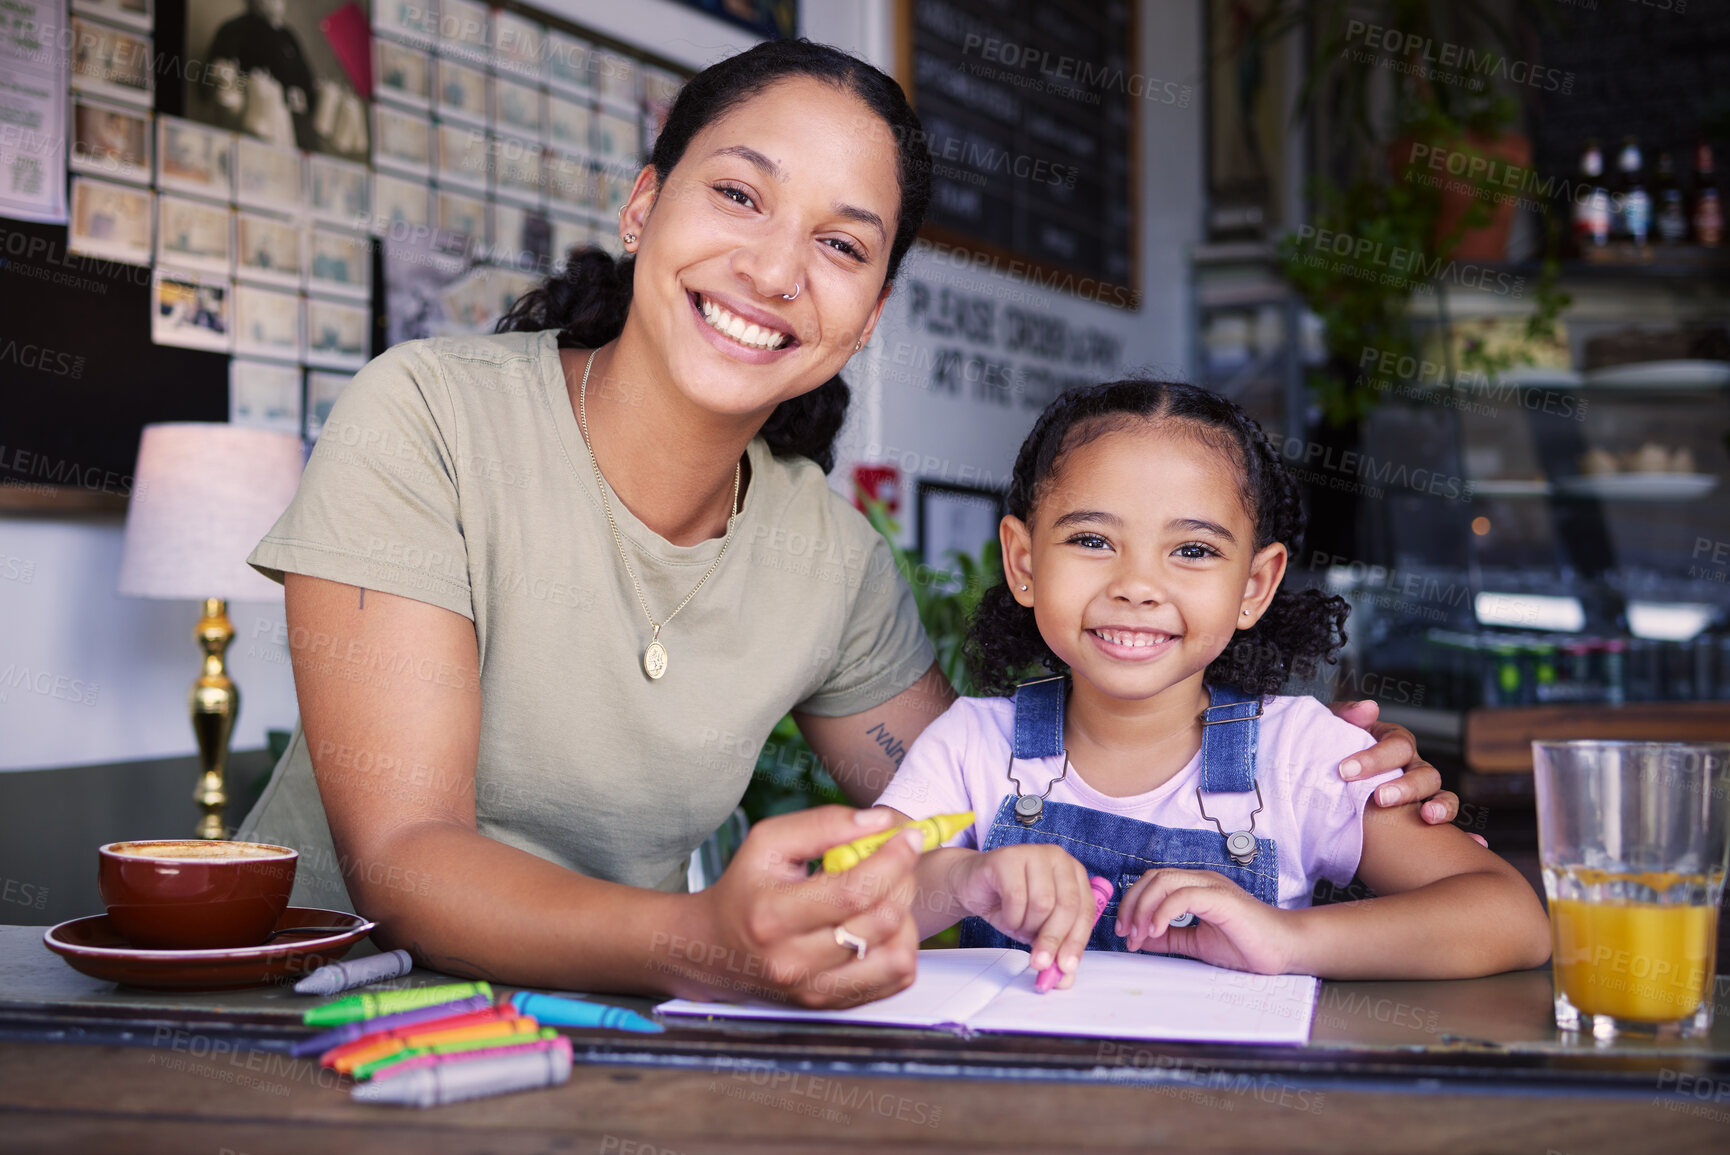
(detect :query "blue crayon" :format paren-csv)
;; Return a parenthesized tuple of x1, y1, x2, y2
(509, 991, 664, 1033)
(290, 993, 493, 1057)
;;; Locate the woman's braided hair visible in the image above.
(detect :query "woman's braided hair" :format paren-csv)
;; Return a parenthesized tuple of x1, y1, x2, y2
(965, 379, 1350, 697)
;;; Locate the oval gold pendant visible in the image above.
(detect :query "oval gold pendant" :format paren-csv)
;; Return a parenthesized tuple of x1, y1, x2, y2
(643, 639, 668, 680)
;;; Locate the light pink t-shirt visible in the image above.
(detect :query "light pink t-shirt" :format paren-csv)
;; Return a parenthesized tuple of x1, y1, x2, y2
(875, 693, 1401, 908)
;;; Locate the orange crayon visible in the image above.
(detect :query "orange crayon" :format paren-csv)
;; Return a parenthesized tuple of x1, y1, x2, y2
(319, 1005, 518, 1068)
(332, 1016, 537, 1074)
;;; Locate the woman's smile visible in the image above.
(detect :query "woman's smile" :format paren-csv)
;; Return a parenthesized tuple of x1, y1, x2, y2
(688, 290, 798, 359)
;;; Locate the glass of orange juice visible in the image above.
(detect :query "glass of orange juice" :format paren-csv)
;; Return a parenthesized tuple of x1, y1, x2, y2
(1534, 741, 1730, 1042)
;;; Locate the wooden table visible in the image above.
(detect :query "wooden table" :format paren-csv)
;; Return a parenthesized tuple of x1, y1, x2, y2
(3, 925, 1728, 1154)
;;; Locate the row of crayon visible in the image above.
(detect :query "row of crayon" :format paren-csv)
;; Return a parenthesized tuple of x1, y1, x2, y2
(292, 980, 661, 1107)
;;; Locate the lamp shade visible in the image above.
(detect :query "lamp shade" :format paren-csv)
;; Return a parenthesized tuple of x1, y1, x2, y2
(117, 423, 306, 602)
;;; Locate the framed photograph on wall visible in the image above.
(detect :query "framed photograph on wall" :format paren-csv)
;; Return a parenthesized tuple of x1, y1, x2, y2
(373, 39, 431, 110)
(68, 177, 153, 266)
(546, 93, 592, 155)
(592, 109, 638, 167)
(307, 227, 371, 298)
(70, 17, 153, 106)
(236, 210, 303, 286)
(545, 30, 591, 95)
(235, 137, 304, 214)
(373, 0, 437, 48)
(182, 0, 370, 163)
(372, 105, 431, 176)
(232, 283, 303, 361)
(151, 268, 231, 352)
(437, 122, 488, 189)
(437, 0, 491, 64)
(304, 369, 352, 440)
(916, 480, 1006, 591)
(591, 50, 637, 110)
(493, 10, 545, 84)
(69, 97, 151, 184)
(156, 117, 233, 200)
(494, 77, 542, 138)
(371, 172, 430, 233)
(305, 296, 370, 369)
(73, 0, 154, 32)
(156, 193, 232, 276)
(542, 152, 593, 212)
(308, 154, 368, 225)
(436, 58, 490, 125)
(493, 133, 543, 207)
(229, 358, 303, 435)
(437, 190, 488, 250)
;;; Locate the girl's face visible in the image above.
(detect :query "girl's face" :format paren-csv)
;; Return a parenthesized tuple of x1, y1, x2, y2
(1001, 421, 1288, 704)
(618, 76, 899, 419)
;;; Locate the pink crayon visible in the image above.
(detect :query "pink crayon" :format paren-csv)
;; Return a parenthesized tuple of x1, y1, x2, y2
(1035, 875, 1114, 993)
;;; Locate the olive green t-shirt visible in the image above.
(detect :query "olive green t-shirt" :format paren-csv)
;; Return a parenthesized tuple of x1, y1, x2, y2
(239, 329, 934, 912)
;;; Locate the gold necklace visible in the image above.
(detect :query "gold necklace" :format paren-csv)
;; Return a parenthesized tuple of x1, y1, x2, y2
(576, 348, 741, 681)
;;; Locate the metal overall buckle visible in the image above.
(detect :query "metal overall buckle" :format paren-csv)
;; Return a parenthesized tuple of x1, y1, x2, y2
(1007, 753, 1071, 826)
(1195, 781, 1264, 865)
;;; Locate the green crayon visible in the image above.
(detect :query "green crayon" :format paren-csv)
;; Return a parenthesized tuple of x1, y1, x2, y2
(302, 981, 493, 1027)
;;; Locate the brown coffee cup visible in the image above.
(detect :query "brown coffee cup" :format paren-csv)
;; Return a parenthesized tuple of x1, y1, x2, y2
(97, 840, 298, 950)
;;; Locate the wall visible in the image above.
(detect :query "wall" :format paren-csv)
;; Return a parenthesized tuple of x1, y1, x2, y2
(0, 0, 1203, 772)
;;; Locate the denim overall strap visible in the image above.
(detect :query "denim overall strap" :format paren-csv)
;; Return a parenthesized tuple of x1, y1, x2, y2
(959, 681, 1279, 953)
(1011, 674, 1067, 759)
(1198, 683, 1262, 794)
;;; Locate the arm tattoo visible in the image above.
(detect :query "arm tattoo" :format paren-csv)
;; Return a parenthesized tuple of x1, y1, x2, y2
(865, 721, 907, 766)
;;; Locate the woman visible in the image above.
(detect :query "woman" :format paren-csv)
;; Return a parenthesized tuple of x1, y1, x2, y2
(240, 40, 1456, 1008)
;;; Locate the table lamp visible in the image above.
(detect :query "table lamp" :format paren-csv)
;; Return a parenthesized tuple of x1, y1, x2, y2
(117, 423, 306, 839)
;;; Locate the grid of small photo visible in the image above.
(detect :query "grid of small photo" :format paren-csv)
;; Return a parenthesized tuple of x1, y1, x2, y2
(370, 2, 685, 349)
(63, 1, 685, 443)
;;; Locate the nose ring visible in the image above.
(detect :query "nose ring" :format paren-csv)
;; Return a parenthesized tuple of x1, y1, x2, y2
(782, 283, 800, 301)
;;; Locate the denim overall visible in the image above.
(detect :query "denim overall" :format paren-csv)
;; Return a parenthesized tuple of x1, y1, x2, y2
(959, 675, 1280, 952)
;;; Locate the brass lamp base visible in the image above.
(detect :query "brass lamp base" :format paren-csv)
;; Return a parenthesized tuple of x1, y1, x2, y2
(190, 597, 238, 840)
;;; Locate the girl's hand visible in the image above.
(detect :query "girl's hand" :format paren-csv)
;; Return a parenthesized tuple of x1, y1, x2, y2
(1116, 868, 1302, 975)
(949, 845, 1096, 987)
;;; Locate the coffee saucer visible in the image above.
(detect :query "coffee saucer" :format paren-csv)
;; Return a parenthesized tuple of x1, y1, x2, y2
(44, 906, 375, 990)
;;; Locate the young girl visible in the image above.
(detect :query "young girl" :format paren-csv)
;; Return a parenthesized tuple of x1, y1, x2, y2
(874, 380, 1550, 988)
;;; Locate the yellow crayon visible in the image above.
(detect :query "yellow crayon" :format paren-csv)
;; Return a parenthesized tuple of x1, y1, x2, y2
(822, 811, 974, 874)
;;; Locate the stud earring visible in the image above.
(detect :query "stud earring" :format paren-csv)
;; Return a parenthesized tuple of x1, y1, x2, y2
(853, 338, 863, 352)
(1020, 584, 1028, 591)
(623, 232, 637, 245)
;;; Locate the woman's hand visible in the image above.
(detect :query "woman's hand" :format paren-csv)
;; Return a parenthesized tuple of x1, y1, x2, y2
(1327, 699, 1479, 842)
(688, 806, 925, 1009)
(946, 845, 1096, 988)
(1116, 868, 1301, 976)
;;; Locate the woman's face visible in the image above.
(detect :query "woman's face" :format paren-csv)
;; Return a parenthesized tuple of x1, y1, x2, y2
(620, 76, 901, 419)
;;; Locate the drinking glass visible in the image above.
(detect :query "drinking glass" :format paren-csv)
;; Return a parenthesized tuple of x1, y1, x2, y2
(1533, 741, 1730, 1041)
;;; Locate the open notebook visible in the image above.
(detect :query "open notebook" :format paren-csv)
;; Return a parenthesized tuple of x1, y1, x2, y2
(657, 948, 1318, 1045)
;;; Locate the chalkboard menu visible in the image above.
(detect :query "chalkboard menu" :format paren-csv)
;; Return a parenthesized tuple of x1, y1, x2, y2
(900, 0, 1138, 304)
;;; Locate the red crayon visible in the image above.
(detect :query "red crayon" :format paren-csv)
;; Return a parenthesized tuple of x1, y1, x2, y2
(1035, 875, 1113, 993)
(319, 1005, 519, 1068)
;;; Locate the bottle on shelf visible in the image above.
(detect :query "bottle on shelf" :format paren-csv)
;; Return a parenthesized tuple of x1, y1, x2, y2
(1692, 139, 1723, 248)
(1655, 150, 1689, 245)
(1574, 140, 1611, 249)
(1617, 137, 1651, 248)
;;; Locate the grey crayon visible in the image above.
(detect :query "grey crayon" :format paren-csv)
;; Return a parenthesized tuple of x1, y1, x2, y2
(351, 1044, 573, 1107)
(294, 949, 414, 995)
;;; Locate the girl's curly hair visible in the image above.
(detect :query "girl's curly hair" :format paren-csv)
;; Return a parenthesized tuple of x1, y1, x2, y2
(965, 379, 1350, 697)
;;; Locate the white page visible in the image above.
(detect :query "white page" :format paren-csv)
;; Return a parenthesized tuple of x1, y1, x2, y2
(968, 952, 1317, 1045)
(656, 948, 1028, 1029)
